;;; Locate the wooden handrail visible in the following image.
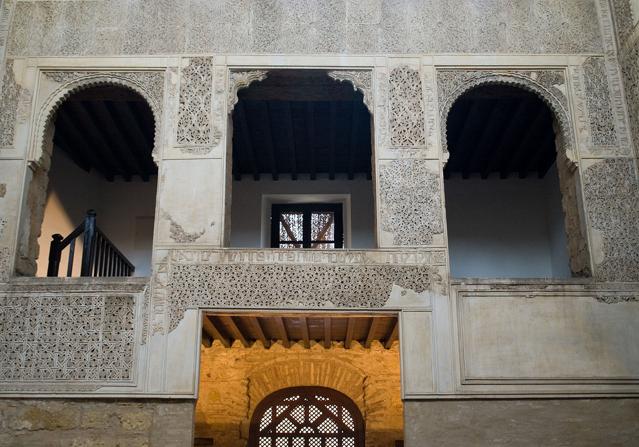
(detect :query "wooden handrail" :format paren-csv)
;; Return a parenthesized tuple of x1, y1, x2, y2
(47, 209, 135, 277)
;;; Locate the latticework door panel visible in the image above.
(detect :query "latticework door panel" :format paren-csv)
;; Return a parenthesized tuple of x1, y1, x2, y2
(249, 387, 364, 447)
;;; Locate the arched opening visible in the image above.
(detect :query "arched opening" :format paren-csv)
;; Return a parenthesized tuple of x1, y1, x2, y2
(248, 386, 365, 447)
(18, 84, 157, 277)
(444, 84, 589, 278)
(226, 69, 375, 249)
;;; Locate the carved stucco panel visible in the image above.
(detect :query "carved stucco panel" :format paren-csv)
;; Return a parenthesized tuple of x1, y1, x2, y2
(0, 294, 136, 386)
(580, 56, 632, 156)
(375, 68, 389, 149)
(150, 249, 446, 333)
(436, 69, 575, 164)
(0, 59, 21, 148)
(176, 57, 214, 150)
(620, 35, 639, 158)
(378, 159, 443, 246)
(582, 158, 639, 282)
(389, 66, 425, 147)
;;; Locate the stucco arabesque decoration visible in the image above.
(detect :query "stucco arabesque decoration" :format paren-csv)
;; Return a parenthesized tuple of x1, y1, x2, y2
(176, 57, 217, 153)
(227, 69, 268, 113)
(0, 292, 137, 390)
(436, 70, 576, 167)
(327, 70, 373, 113)
(36, 70, 166, 165)
(151, 249, 446, 334)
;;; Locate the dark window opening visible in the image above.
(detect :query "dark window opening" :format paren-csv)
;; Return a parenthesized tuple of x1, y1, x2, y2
(271, 203, 344, 249)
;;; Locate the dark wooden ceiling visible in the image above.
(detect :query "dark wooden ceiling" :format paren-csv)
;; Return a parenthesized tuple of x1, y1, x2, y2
(202, 313, 398, 349)
(52, 86, 157, 181)
(232, 70, 372, 181)
(444, 84, 557, 180)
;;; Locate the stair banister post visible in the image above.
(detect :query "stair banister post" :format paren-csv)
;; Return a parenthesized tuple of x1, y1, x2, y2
(47, 233, 64, 277)
(80, 210, 97, 277)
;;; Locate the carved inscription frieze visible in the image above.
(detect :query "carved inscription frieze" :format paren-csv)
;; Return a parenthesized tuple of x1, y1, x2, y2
(378, 159, 443, 246)
(176, 57, 213, 147)
(0, 294, 136, 387)
(389, 67, 425, 147)
(583, 158, 639, 282)
(151, 249, 446, 333)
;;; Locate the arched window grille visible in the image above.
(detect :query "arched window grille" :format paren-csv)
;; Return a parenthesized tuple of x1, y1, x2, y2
(249, 386, 365, 447)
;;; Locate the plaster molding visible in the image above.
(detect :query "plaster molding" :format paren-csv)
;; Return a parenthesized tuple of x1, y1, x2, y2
(327, 69, 373, 112)
(34, 70, 165, 164)
(227, 69, 268, 113)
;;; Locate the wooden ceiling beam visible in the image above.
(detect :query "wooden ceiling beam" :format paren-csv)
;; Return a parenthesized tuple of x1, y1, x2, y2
(535, 131, 558, 178)
(249, 316, 270, 349)
(236, 102, 260, 181)
(480, 101, 531, 179)
(259, 101, 279, 181)
(364, 317, 380, 349)
(68, 101, 130, 180)
(329, 103, 337, 180)
(347, 102, 359, 180)
(56, 109, 116, 181)
(323, 317, 332, 349)
(283, 102, 298, 180)
(111, 101, 155, 175)
(307, 102, 317, 180)
(202, 315, 231, 348)
(501, 103, 547, 179)
(450, 101, 482, 179)
(275, 316, 290, 348)
(344, 318, 354, 349)
(462, 102, 508, 178)
(52, 128, 92, 172)
(92, 101, 147, 180)
(384, 319, 399, 349)
(301, 317, 310, 348)
(222, 315, 251, 347)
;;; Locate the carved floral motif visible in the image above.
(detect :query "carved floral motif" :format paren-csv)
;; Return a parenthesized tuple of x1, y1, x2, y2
(176, 57, 213, 146)
(0, 60, 21, 148)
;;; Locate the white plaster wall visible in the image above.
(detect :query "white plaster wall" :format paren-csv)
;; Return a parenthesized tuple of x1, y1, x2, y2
(229, 176, 375, 248)
(445, 164, 571, 278)
(36, 148, 157, 277)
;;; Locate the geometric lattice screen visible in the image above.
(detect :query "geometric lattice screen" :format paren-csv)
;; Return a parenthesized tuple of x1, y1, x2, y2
(249, 386, 365, 447)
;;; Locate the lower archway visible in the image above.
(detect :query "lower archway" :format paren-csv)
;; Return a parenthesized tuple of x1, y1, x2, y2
(249, 386, 364, 447)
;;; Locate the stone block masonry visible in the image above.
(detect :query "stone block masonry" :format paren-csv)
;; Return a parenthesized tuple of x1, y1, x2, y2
(0, 399, 194, 447)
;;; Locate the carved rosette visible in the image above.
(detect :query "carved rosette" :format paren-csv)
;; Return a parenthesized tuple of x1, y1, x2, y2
(436, 70, 575, 165)
(327, 70, 373, 112)
(228, 70, 268, 112)
(38, 70, 166, 163)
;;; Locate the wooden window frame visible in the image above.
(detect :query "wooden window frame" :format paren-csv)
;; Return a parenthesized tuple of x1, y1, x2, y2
(270, 203, 344, 249)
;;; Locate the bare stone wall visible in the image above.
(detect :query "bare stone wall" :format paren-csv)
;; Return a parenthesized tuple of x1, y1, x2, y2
(404, 399, 639, 447)
(196, 340, 402, 447)
(0, 399, 195, 447)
